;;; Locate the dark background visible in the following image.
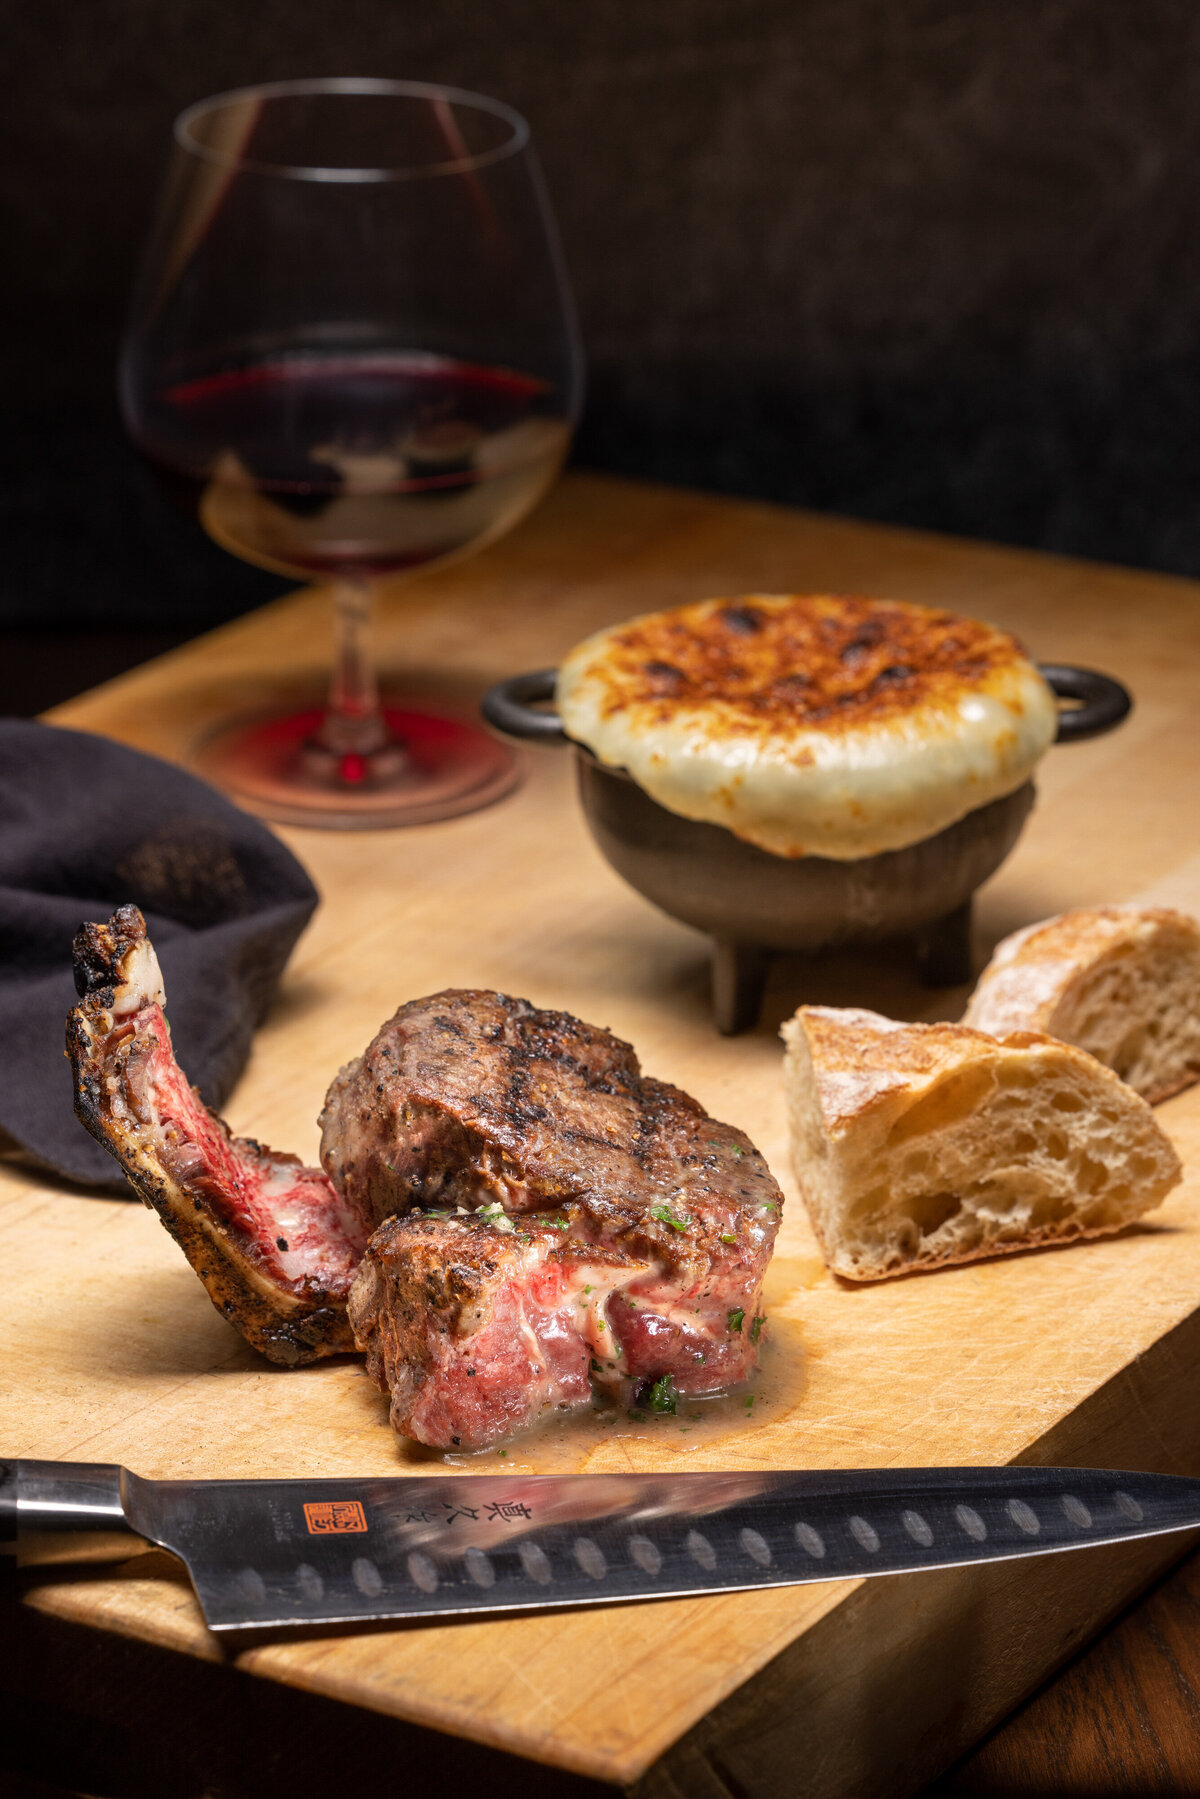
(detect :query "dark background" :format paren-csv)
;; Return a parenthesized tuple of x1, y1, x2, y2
(6, 0, 1200, 642)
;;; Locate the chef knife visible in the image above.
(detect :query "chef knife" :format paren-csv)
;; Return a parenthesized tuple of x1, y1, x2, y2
(4, 1459, 1198, 1633)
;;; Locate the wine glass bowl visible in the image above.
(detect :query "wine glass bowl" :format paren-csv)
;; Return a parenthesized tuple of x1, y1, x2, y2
(120, 79, 582, 827)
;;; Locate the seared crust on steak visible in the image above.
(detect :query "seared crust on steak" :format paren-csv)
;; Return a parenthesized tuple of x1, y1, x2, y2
(67, 906, 368, 1365)
(320, 990, 780, 1257)
(327, 989, 782, 1443)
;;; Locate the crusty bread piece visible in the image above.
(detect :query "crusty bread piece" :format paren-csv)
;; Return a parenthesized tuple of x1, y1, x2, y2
(781, 1006, 1181, 1281)
(963, 907, 1200, 1104)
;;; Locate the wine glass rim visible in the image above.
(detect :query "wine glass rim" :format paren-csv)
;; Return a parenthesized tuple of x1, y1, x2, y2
(174, 77, 532, 182)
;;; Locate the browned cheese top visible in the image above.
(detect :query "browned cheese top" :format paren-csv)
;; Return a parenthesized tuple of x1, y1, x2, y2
(577, 595, 1029, 736)
(556, 594, 1060, 858)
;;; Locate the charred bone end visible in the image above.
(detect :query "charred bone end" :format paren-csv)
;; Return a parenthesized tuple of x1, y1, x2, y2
(72, 903, 164, 1010)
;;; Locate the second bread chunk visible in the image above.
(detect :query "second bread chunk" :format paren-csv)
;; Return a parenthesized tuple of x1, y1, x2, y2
(962, 906, 1200, 1103)
(782, 1006, 1182, 1281)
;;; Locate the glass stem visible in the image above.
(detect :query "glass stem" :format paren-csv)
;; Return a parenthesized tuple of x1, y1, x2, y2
(319, 578, 389, 758)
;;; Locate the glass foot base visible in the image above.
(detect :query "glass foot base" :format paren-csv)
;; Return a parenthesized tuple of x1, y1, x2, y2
(193, 703, 521, 829)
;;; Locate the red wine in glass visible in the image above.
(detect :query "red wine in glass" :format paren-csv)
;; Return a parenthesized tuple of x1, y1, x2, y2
(147, 351, 570, 579)
(121, 79, 582, 828)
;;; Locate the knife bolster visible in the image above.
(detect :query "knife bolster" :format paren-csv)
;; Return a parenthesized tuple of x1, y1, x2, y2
(1, 1460, 155, 1567)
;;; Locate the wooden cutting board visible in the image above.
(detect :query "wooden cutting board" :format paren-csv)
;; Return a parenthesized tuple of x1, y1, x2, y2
(7, 472, 1200, 1798)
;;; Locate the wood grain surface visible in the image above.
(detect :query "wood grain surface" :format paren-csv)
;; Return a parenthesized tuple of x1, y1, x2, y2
(929, 1540, 1200, 1796)
(6, 472, 1200, 1798)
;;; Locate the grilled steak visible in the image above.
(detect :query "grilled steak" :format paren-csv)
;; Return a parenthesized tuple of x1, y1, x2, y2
(328, 990, 782, 1447)
(67, 907, 367, 1364)
(67, 916, 783, 1445)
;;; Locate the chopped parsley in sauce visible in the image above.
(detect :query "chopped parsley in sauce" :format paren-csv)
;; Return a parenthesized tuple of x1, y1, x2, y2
(647, 1375, 678, 1415)
(650, 1203, 691, 1232)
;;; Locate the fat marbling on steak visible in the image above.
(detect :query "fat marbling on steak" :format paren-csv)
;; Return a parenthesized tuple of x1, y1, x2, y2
(327, 989, 782, 1448)
(67, 906, 368, 1364)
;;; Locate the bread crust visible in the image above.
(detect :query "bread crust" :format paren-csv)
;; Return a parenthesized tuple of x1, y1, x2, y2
(557, 594, 1058, 859)
(782, 1005, 1182, 1281)
(964, 907, 1200, 1103)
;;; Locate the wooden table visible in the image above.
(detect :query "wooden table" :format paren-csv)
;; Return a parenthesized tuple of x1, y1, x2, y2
(6, 471, 1200, 1798)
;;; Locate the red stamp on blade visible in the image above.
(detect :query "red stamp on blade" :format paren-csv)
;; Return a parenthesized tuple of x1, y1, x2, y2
(303, 1500, 368, 1535)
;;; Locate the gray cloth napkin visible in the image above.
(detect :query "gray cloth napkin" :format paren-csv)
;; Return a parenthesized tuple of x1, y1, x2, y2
(0, 719, 318, 1189)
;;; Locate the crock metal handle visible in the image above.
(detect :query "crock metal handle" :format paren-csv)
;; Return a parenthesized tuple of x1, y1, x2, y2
(481, 669, 569, 742)
(1039, 664, 1132, 742)
(483, 663, 1133, 747)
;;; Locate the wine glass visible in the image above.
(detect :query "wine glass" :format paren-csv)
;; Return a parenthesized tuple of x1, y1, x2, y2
(120, 78, 582, 828)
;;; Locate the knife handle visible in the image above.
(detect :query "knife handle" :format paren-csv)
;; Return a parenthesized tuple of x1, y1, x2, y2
(0, 1459, 155, 1567)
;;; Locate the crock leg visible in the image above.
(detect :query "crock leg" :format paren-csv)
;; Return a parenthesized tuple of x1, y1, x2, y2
(712, 939, 770, 1034)
(914, 900, 975, 987)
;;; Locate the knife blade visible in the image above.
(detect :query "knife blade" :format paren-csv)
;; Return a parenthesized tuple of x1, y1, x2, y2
(4, 1458, 1198, 1633)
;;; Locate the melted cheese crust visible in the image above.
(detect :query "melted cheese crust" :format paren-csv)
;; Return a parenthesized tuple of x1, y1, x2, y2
(556, 594, 1059, 859)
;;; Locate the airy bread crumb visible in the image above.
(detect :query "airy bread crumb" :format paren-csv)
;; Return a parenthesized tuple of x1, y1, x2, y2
(781, 1006, 1181, 1282)
(963, 907, 1200, 1103)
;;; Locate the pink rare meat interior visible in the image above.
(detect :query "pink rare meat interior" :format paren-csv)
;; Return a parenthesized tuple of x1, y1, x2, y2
(125, 998, 367, 1293)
